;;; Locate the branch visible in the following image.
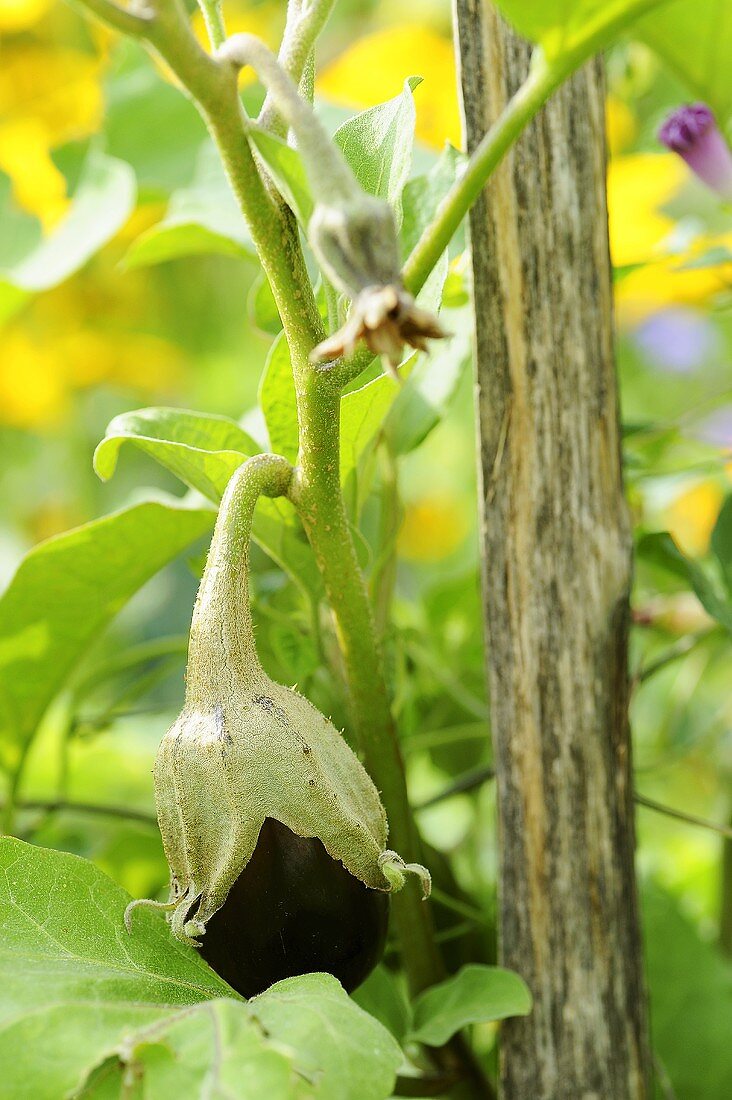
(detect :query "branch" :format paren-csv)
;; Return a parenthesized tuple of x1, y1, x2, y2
(259, 0, 337, 135)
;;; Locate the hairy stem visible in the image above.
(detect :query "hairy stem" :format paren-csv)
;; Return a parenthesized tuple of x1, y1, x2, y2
(259, 0, 337, 134)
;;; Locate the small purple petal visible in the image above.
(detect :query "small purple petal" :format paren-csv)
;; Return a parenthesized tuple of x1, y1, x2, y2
(633, 308, 720, 373)
(658, 103, 732, 200)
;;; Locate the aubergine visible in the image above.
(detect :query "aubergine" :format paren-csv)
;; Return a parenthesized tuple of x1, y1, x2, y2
(199, 817, 389, 997)
(123, 456, 429, 986)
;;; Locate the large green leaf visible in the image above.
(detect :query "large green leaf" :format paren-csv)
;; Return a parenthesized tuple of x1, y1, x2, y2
(259, 333, 299, 463)
(95, 407, 320, 596)
(340, 371, 400, 510)
(493, 0, 670, 62)
(94, 407, 260, 503)
(0, 837, 230, 1100)
(401, 144, 465, 257)
(124, 143, 254, 269)
(0, 500, 212, 771)
(0, 151, 135, 292)
(637, 0, 732, 126)
(250, 972, 402, 1100)
(643, 885, 732, 1099)
(408, 965, 532, 1047)
(334, 78, 420, 214)
(0, 841, 402, 1100)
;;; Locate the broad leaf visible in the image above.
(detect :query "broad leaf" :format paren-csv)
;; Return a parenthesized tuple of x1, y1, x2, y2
(493, 0, 671, 63)
(124, 143, 254, 268)
(340, 371, 400, 510)
(250, 973, 402, 1100)
(334, 77, 421, 214)
(259, 333, 299, 463)
(636, 531, 732, 633)
(0, 500, 212, 771)
(0, 150, 135, 292)
(94, 407, 260, 503)
(249, 273, 282, 335)
(401, 144, 465, 257)
(0, 841, 401, 1100)
(408, 964, 532, 1046)
(385, 310, 472, 455)
(643, 885, 732, 1098)
(87, 1001, 305, 1099)
(637, 0, 732, 126)
(95, 408, 320, 595)
(0, 838, 230, 1100)
(351, 965, 412, 1043)
(249, 127, 315, 225)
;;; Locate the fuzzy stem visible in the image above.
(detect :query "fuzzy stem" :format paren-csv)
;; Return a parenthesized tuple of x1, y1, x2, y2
(217, 33, 358, 204)
(197, 0, 226, 50)
(259, 0, 336, 134)
(186, 455, 293, 700)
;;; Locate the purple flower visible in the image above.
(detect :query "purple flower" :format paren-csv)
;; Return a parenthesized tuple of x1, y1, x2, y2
(658, 103, 732, 201)
(633, 308, 720, 373)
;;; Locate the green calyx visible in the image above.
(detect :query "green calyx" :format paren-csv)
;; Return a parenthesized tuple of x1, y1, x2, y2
(125, 454, 427, 944)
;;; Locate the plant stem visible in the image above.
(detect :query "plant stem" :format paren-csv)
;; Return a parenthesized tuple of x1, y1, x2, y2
(198, 0, 226, 50)
(259, 0, 337, 134)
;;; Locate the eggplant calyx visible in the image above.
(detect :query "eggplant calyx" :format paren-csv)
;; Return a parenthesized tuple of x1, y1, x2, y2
(378, 850, 432, 900)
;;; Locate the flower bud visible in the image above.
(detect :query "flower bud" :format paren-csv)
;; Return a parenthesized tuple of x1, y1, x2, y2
(658, 103, 732, 201)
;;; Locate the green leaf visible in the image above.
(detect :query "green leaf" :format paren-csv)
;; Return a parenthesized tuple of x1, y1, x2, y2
(259, 333, 299, 464)
(401, 144, 466, 257)
(637, 0, 732, 126)
(124, 143, 254, 268)
(385, 309, 472, 455)
(94, 406, 260, 503)
(711, 495, 732, 593)
(636, 531, 732, 633)
(95, 408, 321, 596)
(351, 965, 412, 1043)
(408, 964, 532, 1046)
(493, 0, 670, 62)
(0, 500, 212, 771)
(96, 1000, 305, 1099)
(334, 78, 421, 213)
(0, 150, 135, 292)
(250, 973, 403, 1100)
(340, 371, 400, 507)
(643, 884, 732, 1098)
(249, 272, 282, 335)
(248, 127, 315, 225)
(0, 837, 231, 1100)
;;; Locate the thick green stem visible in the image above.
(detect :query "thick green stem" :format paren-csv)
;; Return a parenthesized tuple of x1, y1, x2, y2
(290, 378, 443, 993)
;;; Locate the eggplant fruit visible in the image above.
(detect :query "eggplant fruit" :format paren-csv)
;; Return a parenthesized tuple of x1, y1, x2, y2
(199, 817, 390, 998)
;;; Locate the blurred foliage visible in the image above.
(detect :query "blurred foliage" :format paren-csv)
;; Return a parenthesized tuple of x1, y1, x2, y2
(1, 0, 732, 1096)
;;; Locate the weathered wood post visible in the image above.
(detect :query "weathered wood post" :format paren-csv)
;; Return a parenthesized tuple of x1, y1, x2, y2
(454, 3, 652, 1096)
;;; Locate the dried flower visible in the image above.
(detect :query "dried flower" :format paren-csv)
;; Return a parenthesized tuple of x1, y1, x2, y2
(658, 103, 732, 201)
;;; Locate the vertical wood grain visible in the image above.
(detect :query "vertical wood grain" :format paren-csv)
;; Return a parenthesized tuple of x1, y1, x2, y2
(454, 3, 652, 1096)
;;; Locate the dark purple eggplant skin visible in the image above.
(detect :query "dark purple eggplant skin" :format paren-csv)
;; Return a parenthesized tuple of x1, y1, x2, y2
(198, 817, 390, 998)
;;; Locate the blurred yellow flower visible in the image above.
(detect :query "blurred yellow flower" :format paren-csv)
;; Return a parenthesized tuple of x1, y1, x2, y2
(615, 250, 732, 326)
(318, 24, 461, 150)
(0, 331, 69, 428)
(605, 94, 636, 156)
(0, 45, 104, 226)
(0, 0, 52, 32)
(664, 481, 723, 556)
(607, 153, 685, 268)
(398, 496, 467, 562)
